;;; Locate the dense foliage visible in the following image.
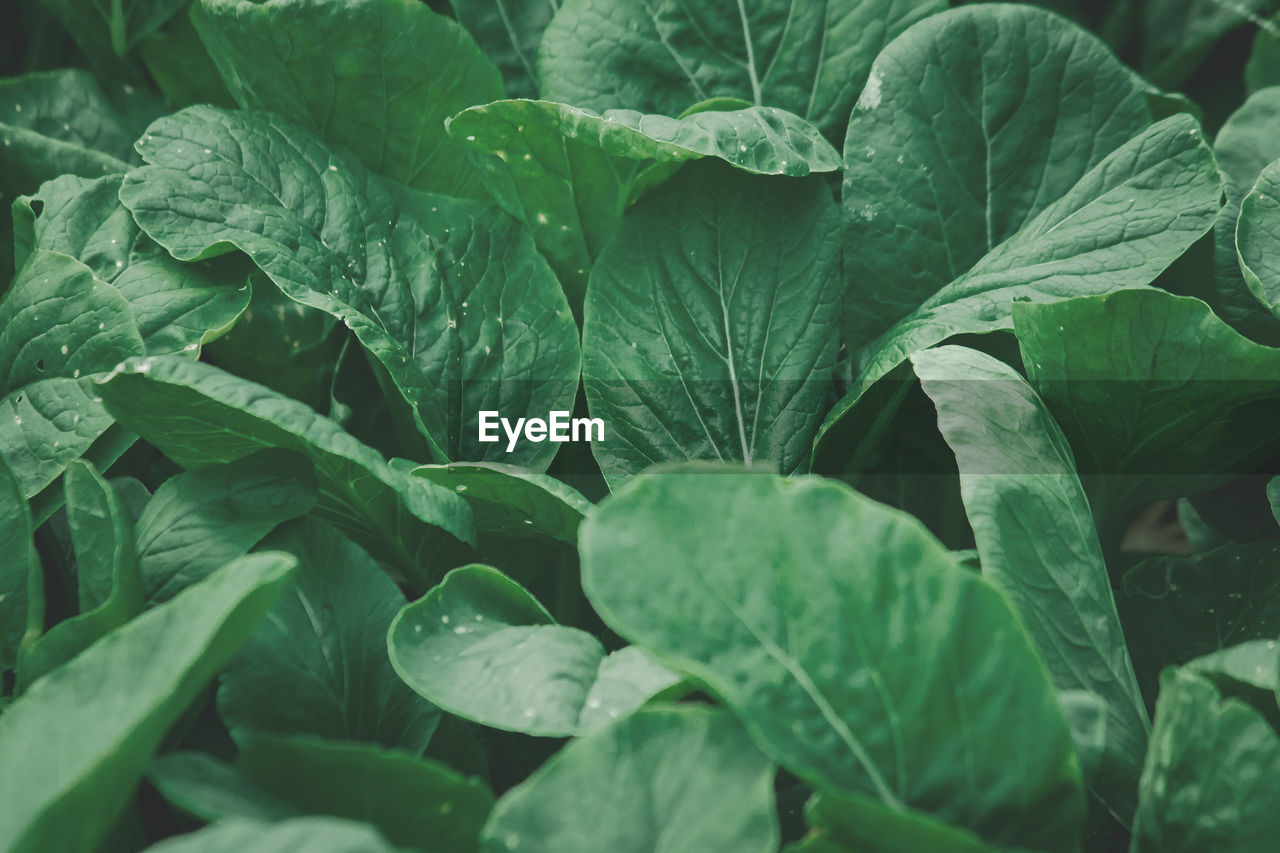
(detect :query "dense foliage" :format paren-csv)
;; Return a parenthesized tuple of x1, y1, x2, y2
(4, 0, 1280, 850)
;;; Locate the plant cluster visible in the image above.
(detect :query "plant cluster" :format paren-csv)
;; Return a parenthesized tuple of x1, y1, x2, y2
(4, 0, 1280, 851)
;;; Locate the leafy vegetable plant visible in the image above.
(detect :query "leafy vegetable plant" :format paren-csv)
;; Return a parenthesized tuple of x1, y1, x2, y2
(7, 0, 1280, 851)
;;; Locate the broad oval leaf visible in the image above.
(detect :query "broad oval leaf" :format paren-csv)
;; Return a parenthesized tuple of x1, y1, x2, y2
(912, 345, 1148, 821)
(120, 105, 580, 468)
(0, 250, 145, 497)
(96, 356, 474, 591)
(449, 99, 840, 305)
(389, 565, 679, 737)
(133, 450, 316, 604)
(1131, 668, 1280, 852)
(218, 519, 441, 752)
(1237, 156, 1280, 320)
(1014, 289, 1280, 517)
(538, 0, 944, 136)
(0, 552, 295, 853)
(582, 162, 842, 487)
(13, 174, 250, 356)
(145, 817, 399, 853)
(409, 463, 592, 546)
(481, 706, 779, 853)
(816, 114, 1222, 462)
(192, 0, 503, 199)
(841, 3, 1153, 352)
(579, 465, 1085, 851)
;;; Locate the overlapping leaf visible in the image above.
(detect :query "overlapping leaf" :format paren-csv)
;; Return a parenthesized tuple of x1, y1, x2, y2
(120, 105, 580, 468)
(582, 162, 842, 486)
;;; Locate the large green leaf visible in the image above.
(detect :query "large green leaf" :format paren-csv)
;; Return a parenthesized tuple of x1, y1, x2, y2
(218, 519, 440, 752)
(0, 250, 145, 498)
(0, 69, 164, 196)
(841, 3, 1153, 353)
(1207, 87, 1280, 343)
(132, 451, 316, 605)
(96, 356, 474, 591)
(582, 162, 842, 487)
(0, 452, 37, 672)
(144, 817, 400, 853)
(1119, 541, 1280, 710)
(449, 99, 840, 305)
(389, 565, 679, 737)
(409, 463, 591, 547)
(579, 466, 1085, 851)
(0, 552, 295, 853)
(1131, 668, 1280, 851)
(787, 793, 997, 853)
(152, 735, 493, 853)
(1014, 289, 1280, 517)
(912, 345, 1148, 822)
(481, 706, 778, 853)
(13, 174, 250, 356)
(16, 460, 142, 689)
(816, 113, 1222, 462)
(538, 0, 944, 137)
(120, 105, 580, 468)
(192, 0, 503, 199)
(447, 0, 556, 99)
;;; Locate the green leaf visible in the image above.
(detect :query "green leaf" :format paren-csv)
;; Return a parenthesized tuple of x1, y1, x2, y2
(579, 465, 1085, 851)
(912, 345, 1147, 822)
(582, 162, 842, 487)
(13, 174, 251, 356)
(817, 113, 1222, 463)
(1141, 0, 1274, 88)
(447, 0, 555, 99)
(841, 3, 1154, 353)
(1247, 25, 1280, 93)
(1059, 691, 1110, 786)
(0, 69, 165, 196)
(409, 463, 591, 547)
(0, 552, 295, 853)
(165, 734, 494, 853)
(450, 100, 840, 305)
(149, 753, 299, 824)
(389, 565, 679, 737)
(37, 0, 188, 77)
(858, 114, 1220, 389)
(1235, 155, 1280, 323)
(192, 0, 503, 199)
(120, 106, 580, 468)
(138, 7, 236, 109)
(1014, 289, 1280, 516)
(17, 460, 142, 689)
(481, 706, 778, 853)
(0, 452, 37, 673)
(1186, 640, 1280, 720)
(1131, 668, 1280, 852)
(143, 817, 400, 853)
(218, 519, 440, 752)
(787, 793, 997, 853)
(1207, 87, 1280, 343)
(133, 451, 316, 605)
(0, 250, 145, 498)
(538, 0, 944, 137)
(1119, 541, 1280, 710)
(96, 356, 474, 591)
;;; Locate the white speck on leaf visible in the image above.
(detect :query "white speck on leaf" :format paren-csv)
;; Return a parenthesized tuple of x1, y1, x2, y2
(536, 212, 549, 225)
